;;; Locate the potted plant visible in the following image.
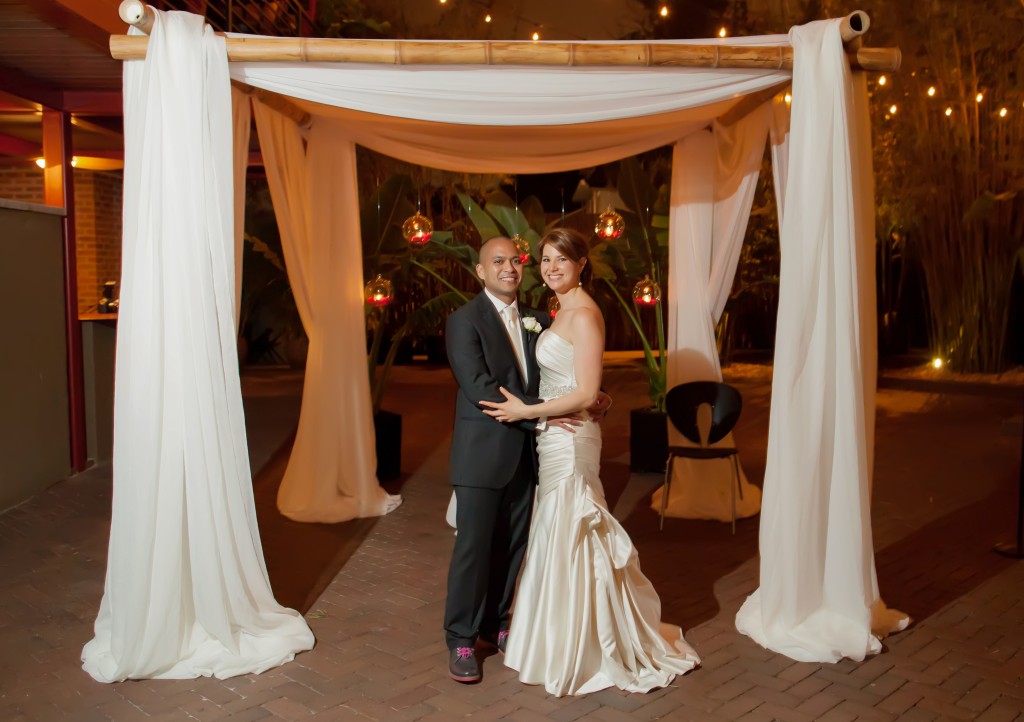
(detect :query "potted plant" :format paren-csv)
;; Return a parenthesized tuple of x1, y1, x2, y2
(362, 174, 482, 479)
(587, 157, 671, 472)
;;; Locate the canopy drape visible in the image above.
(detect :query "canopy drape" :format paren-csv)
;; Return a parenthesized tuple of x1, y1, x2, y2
(82, 11, 313, 683)
(252, 101, 399, 522)
(734, 20, 908, 662)
(653, 106, 769, 521)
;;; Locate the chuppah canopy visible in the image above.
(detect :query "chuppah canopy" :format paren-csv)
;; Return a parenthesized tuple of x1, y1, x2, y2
(84, 2, 906, 682)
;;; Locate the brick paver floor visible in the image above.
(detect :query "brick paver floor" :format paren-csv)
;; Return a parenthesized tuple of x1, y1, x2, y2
(1, 362, 1021, 721)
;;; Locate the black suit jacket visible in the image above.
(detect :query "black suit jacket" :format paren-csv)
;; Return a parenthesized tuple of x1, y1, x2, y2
(446, 292, 550, 489)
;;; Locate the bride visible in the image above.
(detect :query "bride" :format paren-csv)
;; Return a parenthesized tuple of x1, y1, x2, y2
(481, 228, 699, 697)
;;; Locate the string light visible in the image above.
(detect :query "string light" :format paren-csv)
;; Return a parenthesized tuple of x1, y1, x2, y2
(532, 31, 540, 40)
(975, 92, 984, 103)
(439, 0, 447, 4)
(999, 107, 1008, 117)
(945, 107, 953, 116)
(784, 93, 792, 104)
(878, 75, 887, 86)
(889, 104, 898, 114)
(659, 5, 669, 17)
(927, 86, 936, 97)
(718, 27, 727, 38)
(484, 13, 491, 22)
(931, 358, 944, 370)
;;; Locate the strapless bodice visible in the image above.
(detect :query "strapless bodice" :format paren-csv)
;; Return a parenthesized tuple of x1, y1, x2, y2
(537, 331, 577, 400)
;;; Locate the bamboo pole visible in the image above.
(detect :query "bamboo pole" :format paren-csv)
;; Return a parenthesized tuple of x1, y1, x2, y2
(111, 3, 900, 72)
(118, 0, 154, 35)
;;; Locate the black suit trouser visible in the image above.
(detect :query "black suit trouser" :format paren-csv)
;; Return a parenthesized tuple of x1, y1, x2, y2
(444, 436, 535, 649)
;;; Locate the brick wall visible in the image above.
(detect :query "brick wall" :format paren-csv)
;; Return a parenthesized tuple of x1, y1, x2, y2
(75, 170, 123, 315)
(0, 166, 123, 316)
(0, 166, 44, 203)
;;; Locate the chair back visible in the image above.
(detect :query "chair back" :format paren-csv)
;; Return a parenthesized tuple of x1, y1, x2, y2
(665, 381, 742, 446)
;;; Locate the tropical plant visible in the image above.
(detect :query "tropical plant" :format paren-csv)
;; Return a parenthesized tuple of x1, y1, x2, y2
(362, 174, 481, 413)
(588, 157, 671, 412)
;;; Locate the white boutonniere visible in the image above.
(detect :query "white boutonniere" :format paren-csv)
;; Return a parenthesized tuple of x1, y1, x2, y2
(522, 315, 542, 334)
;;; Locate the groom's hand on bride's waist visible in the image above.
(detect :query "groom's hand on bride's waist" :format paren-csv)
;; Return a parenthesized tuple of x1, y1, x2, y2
(547, 415, 585, 433)
(586, 391, 613, 422)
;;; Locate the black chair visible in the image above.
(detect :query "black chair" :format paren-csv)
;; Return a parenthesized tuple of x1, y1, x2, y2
(661, 382, 744, 533)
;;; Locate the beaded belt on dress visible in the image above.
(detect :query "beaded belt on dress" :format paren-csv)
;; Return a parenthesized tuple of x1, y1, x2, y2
(539, 382, 576, 399)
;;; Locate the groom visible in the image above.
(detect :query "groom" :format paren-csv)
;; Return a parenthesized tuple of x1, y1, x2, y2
(442, 236, 605, 683)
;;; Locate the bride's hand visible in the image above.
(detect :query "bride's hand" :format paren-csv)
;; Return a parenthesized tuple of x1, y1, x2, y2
(480, 387, 530, 422)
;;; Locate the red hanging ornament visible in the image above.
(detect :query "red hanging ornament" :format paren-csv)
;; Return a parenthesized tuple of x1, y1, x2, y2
(632, 274, 661, 307)
(364, 274, 394, 307)
(402, 211, 433, 247)
(511, 234, 531, 264)
(595, 206, 625, 240)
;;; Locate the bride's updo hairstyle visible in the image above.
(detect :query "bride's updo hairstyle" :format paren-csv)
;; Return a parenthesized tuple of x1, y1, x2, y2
(541, 228, 592, 285)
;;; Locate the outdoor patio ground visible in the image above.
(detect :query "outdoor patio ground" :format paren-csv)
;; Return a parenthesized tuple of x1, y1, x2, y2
(1, 359, 1022, 721)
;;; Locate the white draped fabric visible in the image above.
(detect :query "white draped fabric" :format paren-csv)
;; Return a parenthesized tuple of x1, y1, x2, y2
(653, 106, 769, 521)
(251, 101, 399, 522)
(734, 20, 908, 662)
(82, 12, 313, 682)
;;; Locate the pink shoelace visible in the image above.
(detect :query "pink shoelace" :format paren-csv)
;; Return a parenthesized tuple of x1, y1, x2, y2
(455, 647, 474, 660)
(497, 630, 509, 645)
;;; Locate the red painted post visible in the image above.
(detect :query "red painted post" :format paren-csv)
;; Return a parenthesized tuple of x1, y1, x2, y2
(42, 109, 88, 473)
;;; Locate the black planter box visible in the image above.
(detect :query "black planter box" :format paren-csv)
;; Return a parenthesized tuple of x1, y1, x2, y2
(630, 408, 668, 473)
(374, 410, 402, 481)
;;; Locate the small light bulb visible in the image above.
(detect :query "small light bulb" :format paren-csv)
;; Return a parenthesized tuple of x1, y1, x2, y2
(439, 0, 447, 4)
(889, 104, 897, 114)
(784, 93, 792, 104)
(945, 107, 953, 116)
(718, 27, 727, 38)
(976, 92, 983, 103)
(532, 31, 539, 40)
(35, 158, 45, 168)
(999, 107, 1008, 118)
(931, 358, 943, 369)
(927, 86, 936, 97)
(484, 13, 491, 22)
(878, 75, 887, 86)
(70, 156, 78, 167)
(659, 6, 668, 17)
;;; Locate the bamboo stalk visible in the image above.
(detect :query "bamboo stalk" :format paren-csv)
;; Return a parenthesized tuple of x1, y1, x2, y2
(109, 35, 901, 72)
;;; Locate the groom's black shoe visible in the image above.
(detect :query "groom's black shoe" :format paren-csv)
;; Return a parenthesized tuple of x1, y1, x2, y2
(448, 647, 480, 683)
(481, 629, 509, 655)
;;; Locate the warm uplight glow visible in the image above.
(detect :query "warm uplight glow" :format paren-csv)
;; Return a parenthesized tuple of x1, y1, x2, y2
(659, 5, 669, 17)
(70, 156, 78, 167)
(889, 104, 898, 114)
(927, 86, 936, 97)
(484, 13, 491, 22)
(532, 31, 540, 40)
(945, 107, 953, 116)
(784, 93, 792, 104)
(878, 75, 887, 86)
(35, 158, 45, 168)
(718, 27, 727, 38)
(931, 358, 944, 370)
(999, 107, 1008, 118)
(975, 92, 984, 103)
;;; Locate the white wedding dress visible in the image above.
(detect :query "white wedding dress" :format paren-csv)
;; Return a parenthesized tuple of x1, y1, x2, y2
(504, 331, 700, 696)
